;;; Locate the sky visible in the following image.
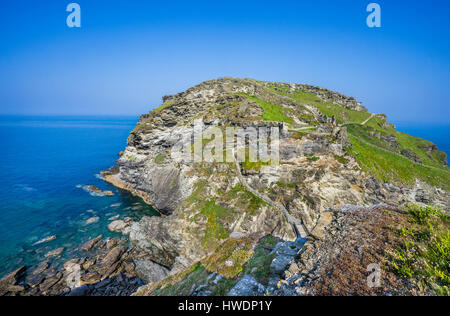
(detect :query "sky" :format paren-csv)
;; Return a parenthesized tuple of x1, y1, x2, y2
(0, 0, 449, 124)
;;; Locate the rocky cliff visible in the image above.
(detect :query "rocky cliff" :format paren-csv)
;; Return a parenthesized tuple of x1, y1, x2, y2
(102, 78, 449, 293)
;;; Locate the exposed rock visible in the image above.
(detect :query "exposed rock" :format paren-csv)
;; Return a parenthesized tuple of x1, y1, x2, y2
(44, 247, 65, 258)
(133, 259, 170, 284)
(101, 246, 126, 267)
(80, 235, 103, 252)
(0, 266, 27, 296)
(227, 275, 266, 296)
(87, 186, 102, 194)
(33, 235, 57, 246)
(108, 220, 130, 233)
(106, 238, 121, 249)
(32, 261, 50, 275)
(274, 205, 422, 296)
(401, 149, 422, 164)
(85, 216, 100, 225)
(68, 284, 90, 296)
(269, 240, 304, 288)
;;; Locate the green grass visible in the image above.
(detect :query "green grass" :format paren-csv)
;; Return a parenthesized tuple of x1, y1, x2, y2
(333, 154, 349, 164)
(200, 200, 233, 249)
(150, 263, 209, 296)
(202, 237, 256, 279)
(347, 133, 449, 189)
(151, 99, 176, 114)
(154, 153, 166, 164)
(243, 93, 293, 123)
(242, 235, 278, 286)
(287, 90, 372, 125)
(396, 132, 447, 167)
(390, 204, 449, 296)
(221, 184, 268, 216)
(307, 156, 320, 162)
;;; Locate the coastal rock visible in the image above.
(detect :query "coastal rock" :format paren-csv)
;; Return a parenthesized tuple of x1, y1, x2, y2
(108, 220, 129, 233)
(134, 259, 170, 284)
(87, 186, 102, 194)
(0, 266, 27, 296)
(101, 246, 126, 267)
(44, 247, 65, 258)
(85, 217, 100, 225)
(33, 235, 57, 246)
(32, 261, 50, 275)
(106, 238, 121, 249)
(80, 235, 103, 251)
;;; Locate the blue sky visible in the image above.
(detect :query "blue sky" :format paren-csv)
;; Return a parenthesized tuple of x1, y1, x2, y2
(0, 0, 449, 123)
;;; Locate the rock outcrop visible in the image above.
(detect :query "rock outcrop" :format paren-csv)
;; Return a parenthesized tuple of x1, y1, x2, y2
(101, 78, 449, 292)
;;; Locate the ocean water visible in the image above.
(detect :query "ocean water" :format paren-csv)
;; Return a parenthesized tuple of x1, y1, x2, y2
(0, 116, 159, 278)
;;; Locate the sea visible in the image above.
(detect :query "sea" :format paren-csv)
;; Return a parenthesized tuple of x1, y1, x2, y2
(0, 116, 159, 277)
(0, 117, 448, 278)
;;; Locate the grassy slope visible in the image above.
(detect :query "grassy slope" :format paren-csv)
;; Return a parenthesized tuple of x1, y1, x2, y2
(242, 93, 293, 123)
(267, 87, 449, 189)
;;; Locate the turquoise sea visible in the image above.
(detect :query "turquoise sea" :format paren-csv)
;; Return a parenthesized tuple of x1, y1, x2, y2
(0, 117, 448, 278)
(0, 116, 159, 277)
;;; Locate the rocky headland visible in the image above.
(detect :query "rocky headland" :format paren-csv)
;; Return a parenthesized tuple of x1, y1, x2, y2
(2, 78, 448, 296)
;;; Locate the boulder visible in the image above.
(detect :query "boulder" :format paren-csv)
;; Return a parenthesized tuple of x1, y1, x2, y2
(227, 275, 266, 296)
(106, 238, 121, 249)
(80, 235, 103, 251)
(108, 220, 129, 233)
(33, 235, 57, 246)
(101, 246, 126, 267)
(44, 247, 65, 258)
(85, 217, 100, 225)
(134, 259, 170, 284)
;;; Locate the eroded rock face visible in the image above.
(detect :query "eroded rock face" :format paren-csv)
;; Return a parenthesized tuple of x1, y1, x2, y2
(103, 78, 449, 283)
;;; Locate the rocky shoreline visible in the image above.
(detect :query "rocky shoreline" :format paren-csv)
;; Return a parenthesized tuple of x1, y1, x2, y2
(0, 233, 143, 296)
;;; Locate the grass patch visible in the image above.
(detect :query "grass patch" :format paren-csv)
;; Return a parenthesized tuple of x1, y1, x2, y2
(288, 90, 371, 125)
(333, 154, 349, 164)
(201, 200, 233, 249)
(347, 129, 449, 189)
(243, 93, 293, 123)
(307, 156, 320, 162)
(202, 236, 257, 279)
(154, 153, 166, 164)
(142, 262, 209, 296)
(242, 235, 278, 286)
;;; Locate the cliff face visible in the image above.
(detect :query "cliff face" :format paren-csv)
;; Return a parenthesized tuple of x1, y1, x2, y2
(103, 78, 449, 281)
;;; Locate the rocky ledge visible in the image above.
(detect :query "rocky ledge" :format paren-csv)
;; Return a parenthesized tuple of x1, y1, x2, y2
(0, 236, 150, 296)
